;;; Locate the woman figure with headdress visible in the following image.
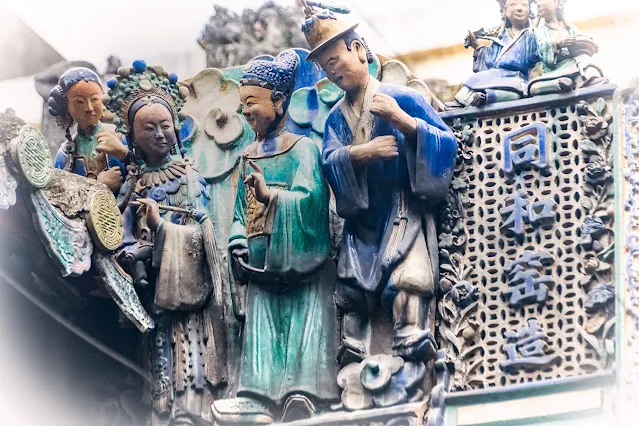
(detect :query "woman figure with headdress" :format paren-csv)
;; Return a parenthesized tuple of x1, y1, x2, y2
(450, 0, 539, 108)
(105, 60, 226, 425)
(528, 0, 607, 96)
(48, 67, 130, 192)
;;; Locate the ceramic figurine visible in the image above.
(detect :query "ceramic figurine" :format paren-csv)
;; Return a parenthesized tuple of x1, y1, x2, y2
(104, 60, 226, 426)
(449, 0, 539, 108)
(528, 0, 607, 96)
(214, 49, 339, 424)
(48, 67, 130, 192)
(301, 2, 457, 368)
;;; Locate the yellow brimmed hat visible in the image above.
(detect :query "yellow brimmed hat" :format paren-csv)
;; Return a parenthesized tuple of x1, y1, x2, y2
(301, 1, 358, 60)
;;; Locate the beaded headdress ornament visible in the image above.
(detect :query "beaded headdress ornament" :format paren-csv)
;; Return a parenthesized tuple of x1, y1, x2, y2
(103, 60, 189, 136)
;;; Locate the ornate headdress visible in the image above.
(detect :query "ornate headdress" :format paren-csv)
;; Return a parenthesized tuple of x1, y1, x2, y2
(48, 67, 102, 130)
(300, 1, 358, 60)
(103, 60, 189, 135)
(240, 50, 300, 98)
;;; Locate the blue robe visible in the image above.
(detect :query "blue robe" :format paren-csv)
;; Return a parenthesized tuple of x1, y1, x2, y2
(322, 77, 457, 296)
(464, 27, 539, 102)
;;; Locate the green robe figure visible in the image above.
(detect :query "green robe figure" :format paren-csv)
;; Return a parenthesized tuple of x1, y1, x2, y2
(214, 50, 339, 423)
(528, 0, 607, 96)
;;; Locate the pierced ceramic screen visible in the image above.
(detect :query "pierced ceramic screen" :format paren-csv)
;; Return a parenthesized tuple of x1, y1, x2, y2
(439, 92, 616, 391)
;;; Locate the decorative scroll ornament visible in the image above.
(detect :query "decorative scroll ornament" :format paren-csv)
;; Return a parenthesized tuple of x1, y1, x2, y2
(337, 354, 426, 411)
(618, 79, 639, 419)
(29, 190, 93, 277)
(92, 252, 154, 333)
(0, 156, 17, 211)
(86, 190, 124, 251)
(437, 118, 481, 391)
(577, 98, 616, 371)
(10, 124, 53, 188)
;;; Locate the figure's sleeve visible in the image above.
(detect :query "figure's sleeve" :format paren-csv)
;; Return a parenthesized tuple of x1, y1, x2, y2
(400, 91, 458, 203)
(526, 30, 541, 69)
(54, 144, 71, 171)
(152, 219, 210, 311)
(321, 111, 369, 218)
(228, 171, 248, 252)
(473, 41, 500, 73)
(535, 27, 557, 67)
(265, 138, 330, 274)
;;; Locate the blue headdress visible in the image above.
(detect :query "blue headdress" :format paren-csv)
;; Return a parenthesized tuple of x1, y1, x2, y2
(240, 49, 300, 103)
(103, 60, 190, 156)
(48, 67, 102, 132)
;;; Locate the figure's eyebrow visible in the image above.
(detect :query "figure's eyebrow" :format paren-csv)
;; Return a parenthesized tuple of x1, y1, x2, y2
(244, 96, 257, 102)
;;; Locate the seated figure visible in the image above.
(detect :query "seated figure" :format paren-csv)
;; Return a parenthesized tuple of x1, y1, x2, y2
(450, 0, 539, 108)
(528, 0, 607, 96)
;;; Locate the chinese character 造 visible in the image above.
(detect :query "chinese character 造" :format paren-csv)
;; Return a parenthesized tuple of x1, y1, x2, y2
(503, 251, 555, 306)
(503, 123, 551, 176)
(500, 319, 560, 372)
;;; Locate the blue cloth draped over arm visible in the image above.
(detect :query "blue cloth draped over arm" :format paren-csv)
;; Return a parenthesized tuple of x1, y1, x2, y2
(322, 116, 369, 219)
(396, 88, 457, 203)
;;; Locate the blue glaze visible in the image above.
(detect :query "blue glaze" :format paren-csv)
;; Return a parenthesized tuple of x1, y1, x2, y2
(260, 132, 277, 154)
(463, 28, 539, 101)
(179, 115, 195, 146)
(132, 60, 147, 73)
(107, 78, 117, 89)
(322, 83, 457, 292)
(168, 73, 178, 84)
(291, 49, 326, 90)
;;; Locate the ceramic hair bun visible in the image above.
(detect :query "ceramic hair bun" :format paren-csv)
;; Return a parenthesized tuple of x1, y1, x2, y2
(47, 85, 66, 118)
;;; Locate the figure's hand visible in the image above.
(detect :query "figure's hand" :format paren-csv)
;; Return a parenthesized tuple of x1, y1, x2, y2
(243, 160, 271, 204)
(465, 30, 480, 50)
(557, 36, 576, 48)
(371, 93, 417, 137)
(97, 166, 123, 192)
(96, 131, 128, 161)
(350, 135, 399, 166)
(371, 93, 403, 123)
(135, 198, 162, 231)
(230, 245, 249, 286)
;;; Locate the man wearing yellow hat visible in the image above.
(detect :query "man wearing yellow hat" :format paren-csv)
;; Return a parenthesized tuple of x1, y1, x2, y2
(301, 2, 458, 366)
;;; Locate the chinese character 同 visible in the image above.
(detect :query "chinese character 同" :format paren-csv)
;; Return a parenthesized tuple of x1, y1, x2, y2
(503, 123, 551, 176)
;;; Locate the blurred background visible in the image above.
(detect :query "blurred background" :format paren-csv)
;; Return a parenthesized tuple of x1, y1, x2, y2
(1, 0, 638, 127)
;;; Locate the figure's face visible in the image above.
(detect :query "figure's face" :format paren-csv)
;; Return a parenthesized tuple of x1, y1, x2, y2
(536, 0, 558, 20)
(66, 80, 103, 130)
(239, 85, 283, 137)
(504, 0, 531, 28)
(132, 103, 175, 163)
(316, 39, 368, 93)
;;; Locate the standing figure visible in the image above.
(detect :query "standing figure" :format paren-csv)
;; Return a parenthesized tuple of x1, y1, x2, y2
(301, 5, 457, 366)
(217, 49, 339, 423)
(450, 0, 539, 107)
(528, 0, 607, 96)
(48, 67, 130, 192)
(105, 60, 226, 426)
